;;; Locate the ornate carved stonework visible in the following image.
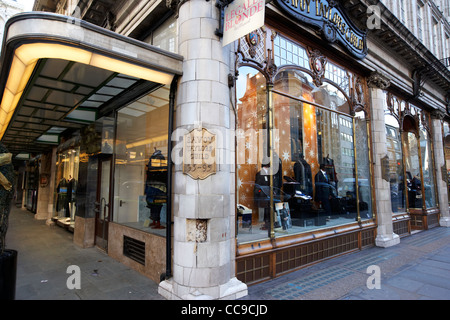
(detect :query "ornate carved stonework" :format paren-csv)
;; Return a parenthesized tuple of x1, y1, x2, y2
(237, 27, 267, 68)
(308, 48, 327, 87)
(430, 109, 446, 120)
(367, 71, 391, 90)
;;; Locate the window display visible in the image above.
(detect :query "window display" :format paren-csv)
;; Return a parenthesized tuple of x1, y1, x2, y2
(113, 85, 170, 234)
(385, 104, 406, 213)
(236, 38, 373, 243)
(443, 122, 450, 205)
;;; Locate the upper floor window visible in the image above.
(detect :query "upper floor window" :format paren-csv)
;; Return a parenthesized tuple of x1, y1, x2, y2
(417, 3, 424, 42)
(399, 0, 406, 24)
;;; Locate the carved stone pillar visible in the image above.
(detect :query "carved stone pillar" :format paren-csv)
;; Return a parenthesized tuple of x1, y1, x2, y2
(158, 0, 248, 299)
(368, 71, 400, 247)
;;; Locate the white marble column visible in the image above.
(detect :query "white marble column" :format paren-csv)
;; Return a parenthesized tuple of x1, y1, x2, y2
(431, 114, 450, 227)
(158, 0, 247, 300)
(368, 72, 400, 247)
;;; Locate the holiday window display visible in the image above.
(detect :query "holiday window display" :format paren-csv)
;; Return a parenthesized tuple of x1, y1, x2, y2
(54, 148, 79, 227)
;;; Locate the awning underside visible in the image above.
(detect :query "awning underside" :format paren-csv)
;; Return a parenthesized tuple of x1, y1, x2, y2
(2, 58, 156, 155)
(0, 12, 183, 157)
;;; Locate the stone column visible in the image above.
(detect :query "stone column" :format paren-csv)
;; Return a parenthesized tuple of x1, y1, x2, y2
(35, 150, 55, 221)
(158, 0, 247, 300)
(431, 112, 450, 227)
(368, 71, 400, 247)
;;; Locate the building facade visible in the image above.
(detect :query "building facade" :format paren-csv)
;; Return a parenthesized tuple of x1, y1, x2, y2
(0, 0, 449, 300)
(0, 0, 24, 47)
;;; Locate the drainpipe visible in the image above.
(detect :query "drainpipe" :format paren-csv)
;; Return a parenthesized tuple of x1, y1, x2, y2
(163, 75, 179, 281)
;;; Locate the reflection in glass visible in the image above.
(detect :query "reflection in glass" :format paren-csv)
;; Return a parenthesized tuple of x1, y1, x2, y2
(113, 85, 170, 234)
(236, 67, 269, 243)
(236, 63, 372, 243)
(385, 114, 406, 213)
(404, 131, 422, 209)
(444, 122, 450, 205)
(355, 111, 373, 220)
(54, 147, 80, 227)
(420, 127, 437, 208)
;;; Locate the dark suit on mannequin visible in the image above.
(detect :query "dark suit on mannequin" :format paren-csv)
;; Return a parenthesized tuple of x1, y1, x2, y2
(314, 164, 332, 215)
(254, 164, 271, 230)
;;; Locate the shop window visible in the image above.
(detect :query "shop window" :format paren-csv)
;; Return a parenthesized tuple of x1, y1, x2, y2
(385, 92, 438, 212)
(354, 110, 373, 220)
(274, 36, 309, 70)
(419, 124, 437, 209)
(236, 65, 372, 243)
(113, 85, 170, 233)
(443, 122, 450, 206)
(54, 147, 80, 227)
(404, 131, 422, 208)
(236, 67, 269, 242)
(385, 113, 406, 213)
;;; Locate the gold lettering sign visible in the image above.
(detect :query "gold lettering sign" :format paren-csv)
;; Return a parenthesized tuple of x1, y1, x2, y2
(441, 164, 448, 183)
(381, 155, 390, 182)
(275, 0, 367, 59)
(183, 128, 216, 180)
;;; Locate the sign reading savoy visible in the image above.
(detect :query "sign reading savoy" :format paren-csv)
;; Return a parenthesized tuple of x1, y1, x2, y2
(275, 0, 368, 59)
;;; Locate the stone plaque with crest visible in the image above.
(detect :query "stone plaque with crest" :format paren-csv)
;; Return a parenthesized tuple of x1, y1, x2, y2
(183, 128, 216, 180)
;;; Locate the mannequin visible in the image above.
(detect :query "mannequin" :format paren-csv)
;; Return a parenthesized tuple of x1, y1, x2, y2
(323, 155, 338, 189)
(314, 163, 332, 216)
(145, 149, 167, 229)
(254, 163, 271, 230)
(56, 177, 69, 217)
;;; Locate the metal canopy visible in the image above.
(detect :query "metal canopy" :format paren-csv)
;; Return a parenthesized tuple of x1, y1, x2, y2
(0, 12, 183, 156)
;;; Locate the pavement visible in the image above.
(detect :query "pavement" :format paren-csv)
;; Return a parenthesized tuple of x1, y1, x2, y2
(5, 205, 450, 301)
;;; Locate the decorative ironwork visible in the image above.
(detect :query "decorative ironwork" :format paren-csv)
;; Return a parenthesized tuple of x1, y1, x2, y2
(367, 71, 391, 90)
(183, 128, 217, 180)
(381, 155, 390, 182)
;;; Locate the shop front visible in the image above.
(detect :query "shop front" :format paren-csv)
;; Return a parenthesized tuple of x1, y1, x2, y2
(384, 91, 440, 233)
(53, 138, 80, 230)
(230, 0, 450, 285)
(232, 0, 378, 282)
(0, 12, 182, 283)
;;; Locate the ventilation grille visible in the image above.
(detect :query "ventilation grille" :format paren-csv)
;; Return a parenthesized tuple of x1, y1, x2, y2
(123, 236, 145, 265)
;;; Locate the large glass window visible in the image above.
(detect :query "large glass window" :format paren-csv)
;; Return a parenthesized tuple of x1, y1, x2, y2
(113, 85, 170, 234)
(403, 118, 438, 210)
(236, 63, 372, 243)
(444, 122, 450, 206)
(404, 130, 422, 208)
(54, 147, 80, 228)
(420, 124, 437, 208)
